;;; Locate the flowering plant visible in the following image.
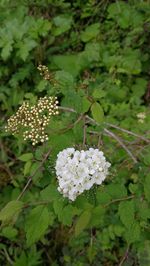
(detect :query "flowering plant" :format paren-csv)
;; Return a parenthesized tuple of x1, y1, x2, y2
(56, 147, 111, 201)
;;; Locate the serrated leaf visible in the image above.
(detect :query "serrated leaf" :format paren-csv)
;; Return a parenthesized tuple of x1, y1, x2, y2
(40, 184, 60, 201)
(75, 210, 91, 236)
(53, 15, 72, 36)
(90, 206, 105, 226)
(91, 102, 104, 123)
(118, 200, 135, 227)
(14, 251, 27, 266)
(18, 153, 33, 162)
(1, 41, 13, 60)
(25, 206, 49, 246)
(0, 200, 23, 221)
(17, 39, 37, 61)
(55, 70, 74, 94)
(81, 23, 100, 42)
(124, 221, 140, 244)
(105, 184, 127, 199)
(93, 89, 106, 99)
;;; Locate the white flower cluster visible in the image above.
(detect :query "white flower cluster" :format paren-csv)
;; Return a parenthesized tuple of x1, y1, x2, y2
(55, 148, 111, 201)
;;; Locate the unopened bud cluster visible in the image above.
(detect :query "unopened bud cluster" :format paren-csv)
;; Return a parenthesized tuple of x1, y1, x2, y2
(5, 96, 59, 145)
(37, 64, 54, 81)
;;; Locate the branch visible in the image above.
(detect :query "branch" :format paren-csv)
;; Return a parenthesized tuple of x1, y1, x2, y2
(89, 129, 138, 164)
(119, 245, 130, 266)
(105, 122, 150, 143)
(59, 106, 150, 143)
(104, 129, 138, 164)
(17, 149, 51, 200)
(104, 195, 135, 208)
(58, 106, 77, 113)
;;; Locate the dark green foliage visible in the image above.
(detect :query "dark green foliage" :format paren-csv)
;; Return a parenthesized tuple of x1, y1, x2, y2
(0, 0, 150, 265)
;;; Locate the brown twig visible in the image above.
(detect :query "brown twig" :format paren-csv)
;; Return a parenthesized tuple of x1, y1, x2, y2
(58, 106, 77, 113)
(104, 128, 138, 163)
(89, 129, 138, 164)
(105, 122, 150, 143)
(17, 149, 51, 200)
(57, 106, 149, 163)
(119, 245, 130, 266)
(104, 129, 138, 163)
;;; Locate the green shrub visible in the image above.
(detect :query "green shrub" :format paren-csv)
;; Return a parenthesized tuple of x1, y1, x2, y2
(0, 0, 150, 265)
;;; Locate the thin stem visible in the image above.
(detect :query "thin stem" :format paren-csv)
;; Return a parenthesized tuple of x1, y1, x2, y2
(3, 248, 14, 265)
(104, 128, 138, 164)
(59, 107, 150, 143)
(17, 149, 51, 200)
(23, 200, 50, 208)
(119, 245, 130, 266)
(58, 106, 77, 113)
(104, 195, 135, 208)
(58, 106, 149, 163)
(105, 122, 150, 143)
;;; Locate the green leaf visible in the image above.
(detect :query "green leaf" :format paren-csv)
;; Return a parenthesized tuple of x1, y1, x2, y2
(91, 102, 104, 123)
(81, 97, 91, 113)
(81, 23, 100, 42)
(0, 200, 23, 221)
(40, 184, 60, 201)
(138, 201, 150, 221)
(75, 210, 92, 236)
(37, 79, 48, 92)
(96, 188, 111, 204)
(17, 38, 37, 61)
(90, 206, 105, 226)
(53, 15, 72, 36)
(84, 42, 100, 62)
(55, 70, 74, 94)
(108, 2, 132, 29)
(124, 221, 140, 244)
(1, 226, 18, 239)
(118, 200, 135, 227)
(18, 153, 33, 162)
(144, 174, 150, 202)
(52, 55, 80, 77)
(1, 40, 13, 60)
(14, 251, 27, 266)
(25, 206, 50, 246)
(23, 161, 32, 175)
(105, 184, 127, 199)
(93, 89, 106, 99)
(138, 240, 150, 266)
(59, 205, 75, 226)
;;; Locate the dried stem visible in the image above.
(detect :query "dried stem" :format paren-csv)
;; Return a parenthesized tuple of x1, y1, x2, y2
(119, 245, 130, 266)
(104, 128, 138, 163)
(58, 106, 77, 113)
(89, 129, 138, 164)
(105, 122, 150, 143)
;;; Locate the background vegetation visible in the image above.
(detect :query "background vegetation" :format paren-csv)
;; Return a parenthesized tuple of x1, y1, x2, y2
(0, 0, 150, 265)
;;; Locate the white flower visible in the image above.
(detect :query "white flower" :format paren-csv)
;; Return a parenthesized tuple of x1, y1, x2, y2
(55, 147, 111, 201)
